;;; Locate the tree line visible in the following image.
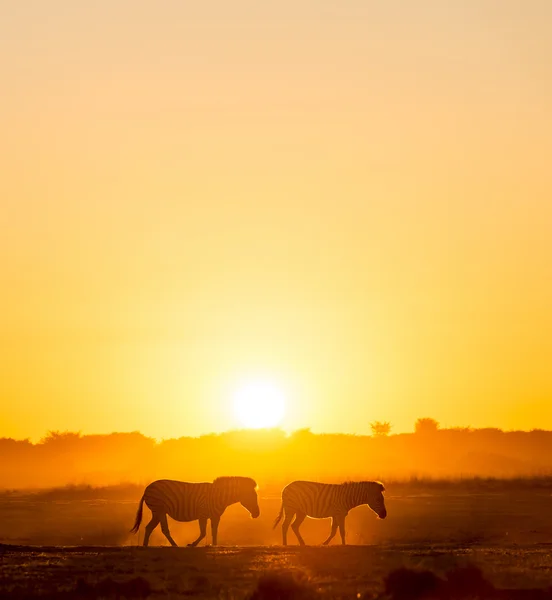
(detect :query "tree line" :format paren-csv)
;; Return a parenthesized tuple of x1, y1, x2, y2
(2, 421, 552, 489)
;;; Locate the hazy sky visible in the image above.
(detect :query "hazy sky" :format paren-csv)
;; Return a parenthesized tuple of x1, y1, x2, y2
(2, 1, 551, 440)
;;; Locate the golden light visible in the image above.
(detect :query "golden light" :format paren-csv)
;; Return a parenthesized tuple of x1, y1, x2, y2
(233, 381, 287, 429)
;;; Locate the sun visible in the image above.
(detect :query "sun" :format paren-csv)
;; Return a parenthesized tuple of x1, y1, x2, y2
(233, 381, 287, 429)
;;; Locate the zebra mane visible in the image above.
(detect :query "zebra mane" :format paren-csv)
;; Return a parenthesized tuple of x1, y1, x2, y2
(341, 480, 385, 492)
(212, 476, 257, 489)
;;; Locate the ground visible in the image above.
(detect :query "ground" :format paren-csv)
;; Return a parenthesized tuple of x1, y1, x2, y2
(2, 543, 552, 598)
(2, 481, 552, 598)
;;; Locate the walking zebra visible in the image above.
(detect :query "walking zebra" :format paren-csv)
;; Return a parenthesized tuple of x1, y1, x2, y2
(130, 476, 260, 546)
(273, 480, 386, 545)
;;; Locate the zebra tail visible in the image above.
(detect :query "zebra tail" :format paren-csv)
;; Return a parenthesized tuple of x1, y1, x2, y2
(273, 500, 284, 529)
(130, 494, 145, 534)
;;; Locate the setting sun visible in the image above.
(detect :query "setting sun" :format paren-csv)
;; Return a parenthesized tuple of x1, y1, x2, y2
(233, 381, 287, 429)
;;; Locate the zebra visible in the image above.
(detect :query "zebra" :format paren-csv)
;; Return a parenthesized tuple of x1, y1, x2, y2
(273, 480, 386, 545)
(130, 476, 260, 546)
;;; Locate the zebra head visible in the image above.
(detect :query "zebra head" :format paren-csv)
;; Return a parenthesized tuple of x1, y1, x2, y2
(363, 481, 387, 519)
(237, 477, 260, 519)
(213, 476, 260, 519)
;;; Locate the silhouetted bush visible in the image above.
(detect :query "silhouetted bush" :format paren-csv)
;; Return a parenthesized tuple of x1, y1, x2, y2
(382, 565, 552, 600)
(383, 567, 441, 600)
(414, 418, 440, 435)
(370, 421, 392, 437)
(4, 424, 552, 489)
(249, 570, 317, 600)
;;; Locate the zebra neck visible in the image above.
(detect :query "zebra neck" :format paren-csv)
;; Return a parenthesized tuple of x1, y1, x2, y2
(344, 484, 364, 509)
(212, 486, 239, 508)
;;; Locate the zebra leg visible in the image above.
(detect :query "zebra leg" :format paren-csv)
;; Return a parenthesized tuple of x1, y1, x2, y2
(188, 517, 207, 547)
(143, 514, 160, 547)
(322, 517, 338, 546)
(337, 515, 346, 545)
(281, 508, 295, 546)
(211, 515, 220, 546)
(159, 513, 178, 547)
(291, 511, 307, 546)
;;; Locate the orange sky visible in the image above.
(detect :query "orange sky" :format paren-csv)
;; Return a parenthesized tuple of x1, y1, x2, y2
(1, 1, 551, 440)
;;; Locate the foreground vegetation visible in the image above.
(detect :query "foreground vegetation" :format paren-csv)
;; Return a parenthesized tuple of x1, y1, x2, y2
(2, 480, 552, 597)
(2, 543, 552, 599)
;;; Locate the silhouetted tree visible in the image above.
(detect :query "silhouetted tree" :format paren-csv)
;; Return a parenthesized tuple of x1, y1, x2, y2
(40, 431, 82, 445)
(370, 421, 392, 437)
(5, 424, 552, 489)
(415, 418, 440, 435)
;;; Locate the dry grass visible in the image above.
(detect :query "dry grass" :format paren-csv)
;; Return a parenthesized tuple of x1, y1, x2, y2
(2, 481, 552, 597)
(2, 545, 552, 598)
(2, 480, 552, 547)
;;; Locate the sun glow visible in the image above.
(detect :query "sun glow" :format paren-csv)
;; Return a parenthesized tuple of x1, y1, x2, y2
(233, 381, 287, 429)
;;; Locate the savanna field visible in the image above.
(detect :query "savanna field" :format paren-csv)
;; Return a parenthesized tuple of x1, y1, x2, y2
(3, 0, 552, 597)
(3, 479, 552, 598)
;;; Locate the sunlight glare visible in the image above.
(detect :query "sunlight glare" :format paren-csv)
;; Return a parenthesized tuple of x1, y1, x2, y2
(233, 381, 287, 429)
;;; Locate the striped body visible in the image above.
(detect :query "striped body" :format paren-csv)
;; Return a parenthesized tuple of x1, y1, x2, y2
(274, 480, 386, 545)
(144, 480, 230, 522)
(131, 476, 259, 547)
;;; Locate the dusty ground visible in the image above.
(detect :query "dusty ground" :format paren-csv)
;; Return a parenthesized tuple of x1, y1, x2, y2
(2, 482, 552, 597)
(2, 543, 552, 598)
(2, 482, 552, 547)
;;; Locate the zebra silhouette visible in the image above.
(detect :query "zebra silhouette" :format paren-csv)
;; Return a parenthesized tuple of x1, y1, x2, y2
(131, 476, 260, 546)
(273, 480, 386, 545)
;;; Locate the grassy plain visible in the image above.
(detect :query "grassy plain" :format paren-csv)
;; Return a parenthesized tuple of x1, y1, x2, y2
(1, 480, 552, 598)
